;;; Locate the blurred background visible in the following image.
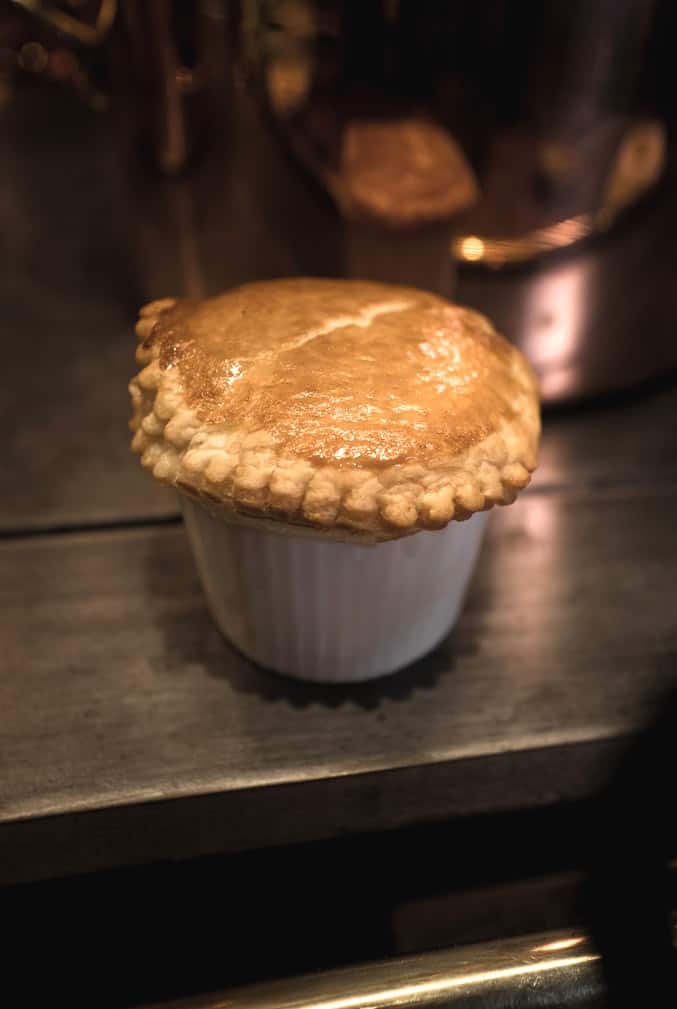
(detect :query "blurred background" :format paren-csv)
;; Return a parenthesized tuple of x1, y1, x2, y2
(2, 3, 677, 1007)
(4, 0, 677, 400)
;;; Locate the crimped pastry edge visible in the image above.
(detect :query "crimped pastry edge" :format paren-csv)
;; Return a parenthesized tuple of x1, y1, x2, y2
(129, 296, 540, 543)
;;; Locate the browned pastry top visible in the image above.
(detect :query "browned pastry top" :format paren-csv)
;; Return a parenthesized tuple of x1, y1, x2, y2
(147, 278, 517, 467)
(130, 278, 539, 539)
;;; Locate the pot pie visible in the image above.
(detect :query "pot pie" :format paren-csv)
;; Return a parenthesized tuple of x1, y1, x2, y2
(130, 278, 539, 542)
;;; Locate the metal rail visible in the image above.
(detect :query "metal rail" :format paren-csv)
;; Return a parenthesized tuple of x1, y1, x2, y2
(147, 929, 607, 1009)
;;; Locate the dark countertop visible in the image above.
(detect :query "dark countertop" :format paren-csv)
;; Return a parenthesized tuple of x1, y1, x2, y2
(2, 88, 677, 886)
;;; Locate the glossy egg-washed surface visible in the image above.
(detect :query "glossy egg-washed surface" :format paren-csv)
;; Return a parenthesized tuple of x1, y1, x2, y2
(147, 278, 520, 467)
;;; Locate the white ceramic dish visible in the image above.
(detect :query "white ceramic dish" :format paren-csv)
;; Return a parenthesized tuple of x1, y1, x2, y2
(181, 497, 487, 683)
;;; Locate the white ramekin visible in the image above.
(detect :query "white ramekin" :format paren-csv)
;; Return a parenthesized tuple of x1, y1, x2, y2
(181, 497, 487, 683)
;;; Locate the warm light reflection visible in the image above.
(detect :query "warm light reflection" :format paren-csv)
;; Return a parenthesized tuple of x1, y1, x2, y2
(460, 235, 485, 261)
(490, 492, 561, 669)
(521, 493, 558, 542)
(532, 936, 586, 953)
(454, 121, 665, 268)
(518, 258, 589, 399)
(453, 216, 591, 266)
(287, 955, 600, 1009)
(601, 120, 666, 224)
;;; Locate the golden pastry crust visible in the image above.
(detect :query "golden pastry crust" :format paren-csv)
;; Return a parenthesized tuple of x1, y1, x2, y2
(129, 279, 539, 542)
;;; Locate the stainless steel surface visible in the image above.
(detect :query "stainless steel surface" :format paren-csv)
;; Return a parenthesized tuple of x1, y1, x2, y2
(145, 930, 605, 1008)
(0, 89, 172, 531)
(2, 466, 677, 883)
(459, 190, 677, 401)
